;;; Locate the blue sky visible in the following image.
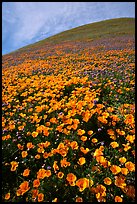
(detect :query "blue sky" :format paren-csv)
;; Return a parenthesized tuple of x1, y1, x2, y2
(2, 2, 135, 55)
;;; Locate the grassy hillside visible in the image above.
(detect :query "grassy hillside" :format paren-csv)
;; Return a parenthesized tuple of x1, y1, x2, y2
(2, 18, 135, 202)
(11, 17, 135, 53)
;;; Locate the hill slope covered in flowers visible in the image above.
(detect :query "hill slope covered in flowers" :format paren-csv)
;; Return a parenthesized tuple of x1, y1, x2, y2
(2, 18, 135, 202)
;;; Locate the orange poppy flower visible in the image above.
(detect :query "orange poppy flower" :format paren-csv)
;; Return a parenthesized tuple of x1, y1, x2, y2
(57, 172, 64, 179)
(121, 168, 129, 175)
(91, 138, 98, 143)
(80, 147, 90, 154)
(23, 168, 30, 177)
(114, 175, 126, 189)
(110, 165, 121, 175)
(38, 193, 44, 202)
(81, 136, 87, 142)
(110, 141, 119, 148)
(27, 142, 34, 149)
(33, 179, 40, 188)
(5, 193, 10, 200)
(60, 158, 70, 168)
(103, 177, 112, 185)
(115, 196, 123, 202)
(88, 130, 93, 135)
(10, 161, 18, 171)
(119, 157, 127, 164)
(21, 151, 28, 158)
(19, 181, 30, 195)
(75, 197, 83, 202)
(32, 189, 39, 198)
(77, 157, 86, 165)
(77, 129, 85, 136)
(70, 141, 79, 150)
(66, 173, 77, 183)
(76, 178, 89, 192)
(125, 161, 135, 172)
(53, 161, 59, 173)
(32, 131, 38, 138)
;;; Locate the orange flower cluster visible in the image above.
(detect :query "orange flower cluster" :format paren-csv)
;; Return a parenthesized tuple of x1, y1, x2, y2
(2, 34, 135, 202)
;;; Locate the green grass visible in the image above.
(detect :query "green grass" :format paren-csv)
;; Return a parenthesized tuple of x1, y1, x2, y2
(10, 18, 135, 54)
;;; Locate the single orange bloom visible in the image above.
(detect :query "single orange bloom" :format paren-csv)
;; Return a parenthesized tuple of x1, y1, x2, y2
(75, 197, 83, 202)
(115, 175, 126, 189)
(5, 193, 10, 200)
(115, 196, 123, 202)
(103, 177, 112, 185)
(119, 157, 127, 164)
(53, 161, 59, 173)
(66, 173, 77, 182)
(35, 154, 40, 159)
(91, 138, 98, 143)
(80, 147, 89, 154)
(126, 135, 135, 143)
(81, 136, 87, 142)
(32, 131, 38, 138)
(88, 130, 93, 135)
(23, 168, 30, 177)
(38, 193, 44, 202)
(76, 178, 89, 192)
(77, 129, 85, 136)
(21, 151, 28, 158)
(110, 141, 119, 148)
(19, 181, 30, 195)
(45, 170, 51, 177)
(70, 141, 79, 150)
(27, 142, 34, 149)
(122, 143, 131, 152)
(10, 161, 18, 171)
(110, 165, 121, 175)
(125, 161, 135, 172)
(37, 168, 46, 179)
(50, 117, 57, 124)
(60, 158, 70, 168)
(32, 189, 39, 198)
(124, 114, 134, 124)
(17, 143, 24, 150)
(57, 172, 64, 179)
(77, 157, 86, 165)
(33, 179, 40, 188)
(121, 168, 129, 175)
(43, 128, 49, 136)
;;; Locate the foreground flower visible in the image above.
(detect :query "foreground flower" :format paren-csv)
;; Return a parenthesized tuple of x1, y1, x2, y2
(17, 181, 30, 196)
(77, 157, 86, 165)
(57, 172, 64, 179)
(38, 193, 44, 202)
(103, 177, 112, 185)
(125, 161, 135, 172)
(75, 197, 83, 202)
(66, 173, 77, 186)
(5, 193, 10, 200)
(110, 165, 121, 175)
(115, 196, 123, 202)
(32, 189, 39, 199)
(110, 141, 119, 148)
(22, 168, 30, 177)
(10, 161, 18, 171)
(119, 157, 127, 164)
(76, 178, 89, 192)
(33, 179, 40, 188)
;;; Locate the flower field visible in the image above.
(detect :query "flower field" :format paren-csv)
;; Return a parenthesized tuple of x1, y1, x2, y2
(2, 21, 135, 202)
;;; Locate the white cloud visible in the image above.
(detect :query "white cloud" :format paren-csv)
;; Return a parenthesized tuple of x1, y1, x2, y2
(2, 2, 135, 54)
